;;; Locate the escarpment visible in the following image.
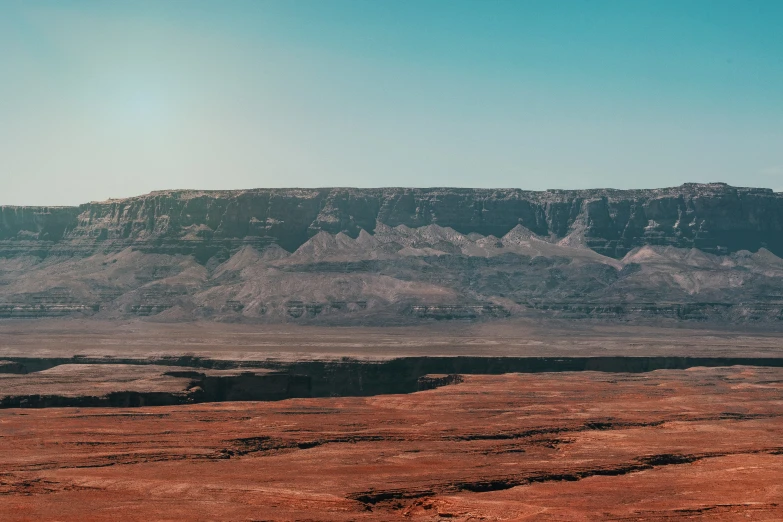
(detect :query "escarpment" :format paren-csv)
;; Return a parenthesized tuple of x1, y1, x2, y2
(1, 183, 783, 324)
(1, 183, 781, 260)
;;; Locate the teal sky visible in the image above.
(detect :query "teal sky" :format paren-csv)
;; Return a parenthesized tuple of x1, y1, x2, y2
(2, 0, 782, 205)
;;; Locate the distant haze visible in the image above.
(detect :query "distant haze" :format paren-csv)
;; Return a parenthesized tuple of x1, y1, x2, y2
(2, 0, 782, 205)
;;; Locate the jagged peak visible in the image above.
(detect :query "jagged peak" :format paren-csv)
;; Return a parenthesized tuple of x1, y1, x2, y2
(290, 230, 382, 262)
(334, 231, 355, 244)
(259, 243, 291, 260)
(501, 224, 539, 246)
(212, 246, 262, 277)
(748, 247, 783, 265)
(556, 221, 588, 249)
(355, 229, 379, 247)
(292, 231, 343, 255)
(212, 244, 290, 277)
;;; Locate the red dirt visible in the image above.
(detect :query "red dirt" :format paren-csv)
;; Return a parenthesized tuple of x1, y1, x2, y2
(1, 367, 782, 521)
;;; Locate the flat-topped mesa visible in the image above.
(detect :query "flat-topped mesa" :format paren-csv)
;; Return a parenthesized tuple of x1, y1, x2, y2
(1, 184, 781, 259)
(0, 206, 80, 241)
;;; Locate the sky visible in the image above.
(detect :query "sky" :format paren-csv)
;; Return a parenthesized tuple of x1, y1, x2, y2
(1, 0, 782, 206)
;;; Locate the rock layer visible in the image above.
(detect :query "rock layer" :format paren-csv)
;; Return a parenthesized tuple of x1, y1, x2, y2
(0, 364, 310, 408)
(2, 183, 782, 259)
(2, 184, 783, 324)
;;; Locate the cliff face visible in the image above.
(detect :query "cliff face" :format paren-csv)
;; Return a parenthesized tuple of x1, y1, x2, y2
(1, 183, 781, 259)
(2, 183, 783, 324)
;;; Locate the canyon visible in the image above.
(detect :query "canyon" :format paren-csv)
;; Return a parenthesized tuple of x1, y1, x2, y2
(1, 365, 782, 521)
(3, 184, 783, 519)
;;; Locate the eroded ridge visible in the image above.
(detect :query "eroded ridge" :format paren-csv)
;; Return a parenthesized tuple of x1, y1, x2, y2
(4, 185, 783, 324)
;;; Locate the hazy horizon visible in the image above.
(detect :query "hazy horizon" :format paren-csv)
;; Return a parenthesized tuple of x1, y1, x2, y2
(3, 0, 782, 205)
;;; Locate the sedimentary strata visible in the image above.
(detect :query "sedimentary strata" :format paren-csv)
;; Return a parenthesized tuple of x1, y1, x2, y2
(2, 183, 782, 257)
(1, 184, 782, 323)
(0, 364, 310, 408)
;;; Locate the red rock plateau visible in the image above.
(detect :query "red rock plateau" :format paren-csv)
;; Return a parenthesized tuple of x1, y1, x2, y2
(1, 366, 782, 521)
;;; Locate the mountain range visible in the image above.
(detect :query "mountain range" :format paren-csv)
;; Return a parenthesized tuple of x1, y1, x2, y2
(1, 183, 782, 324)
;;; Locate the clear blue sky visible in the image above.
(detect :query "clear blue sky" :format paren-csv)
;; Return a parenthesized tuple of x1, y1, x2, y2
(2, 0, 782, 205)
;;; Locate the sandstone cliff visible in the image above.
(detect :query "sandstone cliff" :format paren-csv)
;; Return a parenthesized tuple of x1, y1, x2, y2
(2, 183, 781, 260)
(2, 184, 782, 324)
